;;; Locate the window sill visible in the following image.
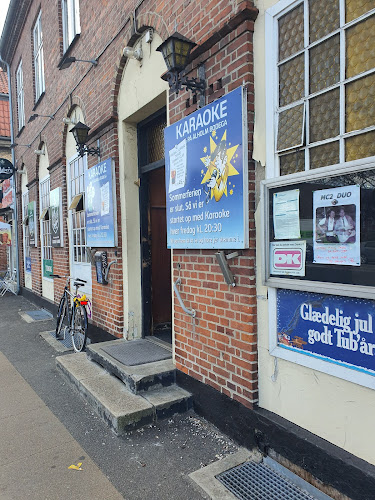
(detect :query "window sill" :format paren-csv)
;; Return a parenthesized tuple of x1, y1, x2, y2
(16, 126, 25, 138)
(58, 34, 80, 69)
(33, 91, 45, 111)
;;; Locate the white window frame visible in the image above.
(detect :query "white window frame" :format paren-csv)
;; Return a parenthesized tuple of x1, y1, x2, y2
(62, 0, 81, 53)
(16, 61, 25, 130)
(265, 0, 375, 179)
(22, 191, 31, 273)
(33, 11, 45, 101)
(67, 153, 89, 265)
(39, 176, 52, 279)
(264, 0, 375, 390)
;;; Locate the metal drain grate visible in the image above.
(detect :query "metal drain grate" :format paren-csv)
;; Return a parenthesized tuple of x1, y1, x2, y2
(24, 309, 53, 321)
(49, 330, 73, 349)
(217, 461, 317, 500)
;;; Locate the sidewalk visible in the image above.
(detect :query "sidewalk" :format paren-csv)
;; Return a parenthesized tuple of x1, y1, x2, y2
(0, 294, 240, 500)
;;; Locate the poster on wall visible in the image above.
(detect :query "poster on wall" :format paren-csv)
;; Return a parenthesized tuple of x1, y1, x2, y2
(0, 221, 11, 246)
(270, 240, 306, 276)
(1, 178, 13, 208)
(164, 86, 248, 249)
(25, 257, 31, 273)
(273, 189, 300, 240)
(43, 259, 53, 278)
(313, 185, 360, 266)
(28, 201, 37, 246)
(277, 289, 375, 377)
(85, 158, 116, 247)
(50, 187, 63, 247)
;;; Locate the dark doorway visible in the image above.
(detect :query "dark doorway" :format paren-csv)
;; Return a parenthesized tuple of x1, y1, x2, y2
(138, 109, 172, 343)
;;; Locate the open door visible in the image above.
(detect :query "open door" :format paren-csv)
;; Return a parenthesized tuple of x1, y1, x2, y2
(139, 109, 172, 342)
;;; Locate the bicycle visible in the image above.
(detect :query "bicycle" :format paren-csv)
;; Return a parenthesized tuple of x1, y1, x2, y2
(51, 274, 89, 352)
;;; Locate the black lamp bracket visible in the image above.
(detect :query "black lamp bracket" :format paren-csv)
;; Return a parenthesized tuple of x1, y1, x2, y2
(166, 69, 205, 96)
(76, 144, 101, 158)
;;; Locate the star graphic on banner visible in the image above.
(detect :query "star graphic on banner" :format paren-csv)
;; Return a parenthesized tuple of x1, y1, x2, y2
(200, 130, 239, 203)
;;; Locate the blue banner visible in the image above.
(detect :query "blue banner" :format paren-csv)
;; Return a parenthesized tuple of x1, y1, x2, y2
(85, 158, 116, 247)
(164, 86, 248, 249)
(277, 289, 375, 376)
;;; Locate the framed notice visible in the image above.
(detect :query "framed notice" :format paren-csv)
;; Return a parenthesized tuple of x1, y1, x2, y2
(164, 86, 248, 249)
(28, 201, 37, 246)
(50, 187, 63, 247)
(85, 158, 117, 247)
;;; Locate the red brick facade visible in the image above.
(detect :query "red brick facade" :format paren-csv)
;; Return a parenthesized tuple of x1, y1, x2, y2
(2, 0, 259, 407)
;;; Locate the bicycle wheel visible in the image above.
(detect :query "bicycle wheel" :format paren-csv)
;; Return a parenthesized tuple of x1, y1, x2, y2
(71, 303, 88, 352)
(56, 295, 69, 339)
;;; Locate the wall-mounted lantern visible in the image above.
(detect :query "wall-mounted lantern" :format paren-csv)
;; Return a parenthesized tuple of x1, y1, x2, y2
(156, 32, 205, 98)
(70, 121, 100, 157)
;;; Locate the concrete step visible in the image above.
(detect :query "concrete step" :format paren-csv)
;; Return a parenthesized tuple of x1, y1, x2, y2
(56, 353, 192, 435)
(86, 340, 176, 394)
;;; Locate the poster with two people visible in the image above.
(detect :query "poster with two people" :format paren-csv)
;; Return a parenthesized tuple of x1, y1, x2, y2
(313, 185, 360, 266)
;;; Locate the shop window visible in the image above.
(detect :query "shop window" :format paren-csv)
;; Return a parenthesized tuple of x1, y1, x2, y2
(61, 0, 81, 53)
(267, 0, 375, 176)
(16, 61, 25, 130)
(39, 177, 52, 265)
(265, 0, 375, 388)
(32, 11, 45, 101)
(68, 155, 88, 264)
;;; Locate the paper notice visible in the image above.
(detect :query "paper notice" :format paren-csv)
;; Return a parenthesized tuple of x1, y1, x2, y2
(273, 189, 300, 240)
(169, 139, 187, 193)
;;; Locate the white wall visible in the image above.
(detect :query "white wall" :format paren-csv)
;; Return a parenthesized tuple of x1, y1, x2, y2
(253, 0, 375, 465)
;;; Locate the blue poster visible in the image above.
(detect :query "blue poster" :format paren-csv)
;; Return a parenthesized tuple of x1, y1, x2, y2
(277, 289, 375, 376)
(25, 257, 31, 273)
(164, 86, 248, 249)
(85, 158, 116, 247)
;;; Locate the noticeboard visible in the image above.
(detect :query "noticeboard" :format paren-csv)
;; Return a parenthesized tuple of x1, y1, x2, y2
(164, 86, 248, 249)
(85, 158, 117, 248)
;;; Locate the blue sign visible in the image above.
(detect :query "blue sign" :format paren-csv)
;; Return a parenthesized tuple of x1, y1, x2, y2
(85, 158, 116, 247)
(277, 289, 375, 376)
(164, 86, 248, 249)
(25, 257, 31, 273)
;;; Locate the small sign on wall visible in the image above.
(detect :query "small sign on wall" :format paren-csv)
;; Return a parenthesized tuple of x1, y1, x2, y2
(50, 187, 63, 247)
(270, 241, 306, 276)
(43, 259, 53, 278)
(28, 201, 37, 246)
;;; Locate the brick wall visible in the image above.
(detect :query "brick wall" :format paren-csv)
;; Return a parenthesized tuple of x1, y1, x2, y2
(6, 0, 259, 404)
(168, 14, 258, 407)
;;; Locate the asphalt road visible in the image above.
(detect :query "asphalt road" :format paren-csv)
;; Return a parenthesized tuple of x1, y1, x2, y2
(0, 293, 239, 500)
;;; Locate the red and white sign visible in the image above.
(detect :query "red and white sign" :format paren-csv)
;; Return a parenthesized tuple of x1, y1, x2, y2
(270, 241, 306, 276)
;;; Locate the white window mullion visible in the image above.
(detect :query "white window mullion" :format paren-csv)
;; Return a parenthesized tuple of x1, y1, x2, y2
(339, 0, 346, 163)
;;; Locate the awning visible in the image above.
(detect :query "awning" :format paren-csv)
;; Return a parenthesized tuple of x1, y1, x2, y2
(69, 193, 84, 211)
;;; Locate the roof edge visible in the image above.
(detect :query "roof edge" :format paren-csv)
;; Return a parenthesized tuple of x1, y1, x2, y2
(0, 0, 33, 64)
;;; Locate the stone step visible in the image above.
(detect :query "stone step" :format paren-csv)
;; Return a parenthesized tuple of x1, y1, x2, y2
(86, 340, 176, 394)
(56, 353, 192, 435)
